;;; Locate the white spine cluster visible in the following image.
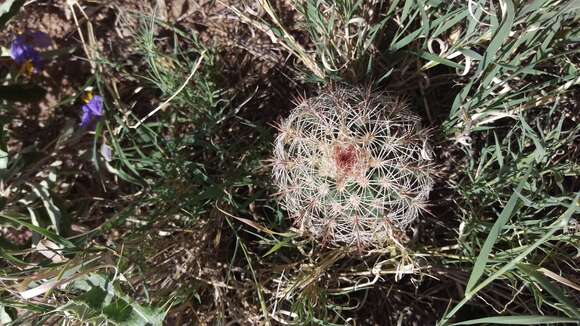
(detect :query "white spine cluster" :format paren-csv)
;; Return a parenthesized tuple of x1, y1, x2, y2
(272, 87, 434, 250)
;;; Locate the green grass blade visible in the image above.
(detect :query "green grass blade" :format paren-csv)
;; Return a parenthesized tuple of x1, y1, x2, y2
(390, 28, 422, 51)
(29, 182, 63, 235)
(476, 0, 515, 76)
(518, 264, 580, 319)
(443, 194, 578, 325)
(472, 196, 578, 291)
(465, 179, 526, 293)
(413, 50, 465, 70)
(0, 214, 75, 248)
(0, 247, 28, 265)
(449, 315, 580, 325)
(493, 132, 504, 169)
(400, 0, 414, 22)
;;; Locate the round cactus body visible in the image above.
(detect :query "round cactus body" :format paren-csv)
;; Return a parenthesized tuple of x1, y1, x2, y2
(272, 87, 434, 249)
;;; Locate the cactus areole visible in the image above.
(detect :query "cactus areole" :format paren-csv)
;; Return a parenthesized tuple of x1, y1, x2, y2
(272, 87, 435, 250)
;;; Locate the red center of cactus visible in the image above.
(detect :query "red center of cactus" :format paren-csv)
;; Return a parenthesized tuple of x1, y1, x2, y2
(334, 144, 357, 173)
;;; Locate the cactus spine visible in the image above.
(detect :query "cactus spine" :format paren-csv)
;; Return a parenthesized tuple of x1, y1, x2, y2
(273, 87, 434, 250)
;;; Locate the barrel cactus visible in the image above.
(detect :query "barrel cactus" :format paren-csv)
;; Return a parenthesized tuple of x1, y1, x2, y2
(272, 87, 434, 250)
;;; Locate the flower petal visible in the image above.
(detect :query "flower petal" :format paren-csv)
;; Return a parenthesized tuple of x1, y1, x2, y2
(28, 31, 52, 48)
(10, 32, 49, 69)
(80, 108, 92, 128)
(10, 43, 31, 63)
(87, 96, 104, 116)
(11, 35, 26, 48)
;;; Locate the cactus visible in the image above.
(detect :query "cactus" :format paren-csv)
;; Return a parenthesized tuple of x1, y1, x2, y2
(272, 87, 434, 250)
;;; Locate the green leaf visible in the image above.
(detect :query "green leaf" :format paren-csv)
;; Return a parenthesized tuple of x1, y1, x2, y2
(493, 132, 504, 169)
(79, 286, 108, 311)
(518, 264, 580, 319)
(123, 302, 167, 326)
(400, 0, 414, 22)
(0, 299, 52, 313)
(441, 197, 580, 324)
(58, 301, 104, 323)
(262, 239, 287, 257)
(61, 273, 167, 326)
(0, 304, 16, 323)
(103, 297, 133, 323)
(390, 28, 423, 51)
(431, 9, 467, 38)
(519, 116, 546, 163)
(0, 148, 7, 170)
(477, 0, 516, 76)
(0, 0, 24, 30)
(0, 247, 28, 265)
(413, 50, 465, 70)
(29, 182, 63, 235)
(417, 0, 430, 39)
(0, 213, 75, 248)
(465, 179, 526, 293)
(449, 315, 580, 325)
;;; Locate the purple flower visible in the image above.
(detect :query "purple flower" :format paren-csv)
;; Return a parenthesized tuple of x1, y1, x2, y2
(10, 31, 52, 74)
(80, 95, 104, 128)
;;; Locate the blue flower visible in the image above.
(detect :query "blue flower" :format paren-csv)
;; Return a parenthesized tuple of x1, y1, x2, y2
(80, 95, 104, 128)
(10, 31, 52, 74)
